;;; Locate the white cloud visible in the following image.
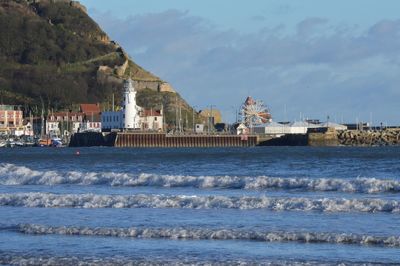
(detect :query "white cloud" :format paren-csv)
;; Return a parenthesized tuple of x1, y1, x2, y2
(92, 10, 400, 124)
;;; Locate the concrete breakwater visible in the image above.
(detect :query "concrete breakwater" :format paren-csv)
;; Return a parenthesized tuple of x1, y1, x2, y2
(260, 128, 400, 146)
(338, 129, 400, 146)
(69, 129, 400, 147)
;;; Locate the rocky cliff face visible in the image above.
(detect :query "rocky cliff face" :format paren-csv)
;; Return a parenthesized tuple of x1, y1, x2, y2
(0, 0, 191, 125)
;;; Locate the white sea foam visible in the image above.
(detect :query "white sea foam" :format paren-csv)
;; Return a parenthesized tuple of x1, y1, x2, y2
(0, 192, 399, 213)
(0, 254, 381, 266)
(17, 224, 400, 248)
(1, 163, 399, 194)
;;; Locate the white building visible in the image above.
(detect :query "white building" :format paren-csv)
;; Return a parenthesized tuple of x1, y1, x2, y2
(140, 109, 163, 131)
(253, 121, 289, 135)
(23, 121, 34, 136)
(80, 121, 102, 132)
(101, 79, 164, 131)
(236, 123, 249, 135)
(288, 121, 310, 134)
(46, 112, 85, 136)
(253, 120, 348, 136)
(320, 122, 347, 131)
(46, 121, 60, 136)
(195, 124, 205, 134)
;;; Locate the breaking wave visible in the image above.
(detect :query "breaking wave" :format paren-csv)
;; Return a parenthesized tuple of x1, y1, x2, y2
(0, 192, 399, 213)
(0, 254, 389, 266)
(1, 163, 399, 194)
(17, 224, 400, 248)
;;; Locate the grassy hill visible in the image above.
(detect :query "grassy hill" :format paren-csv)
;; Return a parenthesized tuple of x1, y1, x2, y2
(0, 0, 195, 126)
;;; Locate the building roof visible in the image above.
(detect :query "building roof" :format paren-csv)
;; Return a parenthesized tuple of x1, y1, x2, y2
(80, 104, 101, 114)
(320, 122, 347, 130)
(141, 109, 162, 117)
(51, 112, 84, 117)
(253, 121, 285, 128)
(289, 121, 321, 128)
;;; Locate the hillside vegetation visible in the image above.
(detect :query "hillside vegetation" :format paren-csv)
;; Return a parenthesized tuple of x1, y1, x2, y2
(0, 0, 193, 125)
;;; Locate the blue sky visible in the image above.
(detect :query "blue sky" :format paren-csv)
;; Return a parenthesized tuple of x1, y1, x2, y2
(81, 0, 400, 124)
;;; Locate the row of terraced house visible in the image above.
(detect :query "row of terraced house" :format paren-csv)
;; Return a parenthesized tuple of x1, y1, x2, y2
(0, 103, 163, 137)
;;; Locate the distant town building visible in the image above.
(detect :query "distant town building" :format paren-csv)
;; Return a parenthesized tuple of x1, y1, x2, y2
(140, 109, 163, 131)
(253, 120, 347, 136)
(199, 109, 222, 126)
(0, 105, 24, 135)
(344, 123, 369, 131)
(46, 112, 84, 136)
(195, 124, 204, 133)
(199, 109, 222, 133)
(101, 111, 122, 130)
(80, 103, 101, 115)
(101, 79, 164, 131)
(22, 120, 34, 136)
(79, 103, 102, 132)
(79, 120, 102, 133)
(236, 123, 249, 135)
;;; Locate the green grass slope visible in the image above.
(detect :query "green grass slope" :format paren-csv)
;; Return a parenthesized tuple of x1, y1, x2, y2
(0, 0, 190, 117)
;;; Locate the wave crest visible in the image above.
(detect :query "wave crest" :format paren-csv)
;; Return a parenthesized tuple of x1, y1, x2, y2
(18, 224, 400, 247)
(0, 193, 399, 213)
(1, 254, 386, 266)
(1, 163, 399, 194)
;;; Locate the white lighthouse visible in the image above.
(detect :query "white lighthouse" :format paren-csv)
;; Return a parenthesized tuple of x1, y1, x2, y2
(123, 79, 141, 129)
(101, 79, 164, 131)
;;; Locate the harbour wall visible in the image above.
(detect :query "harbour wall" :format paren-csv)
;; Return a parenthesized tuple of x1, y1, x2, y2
(115, 133, 258, 148)
(69, 132, 116, 147)
(305, 128, 400, 146)
(337, 129, 400, 146)
(258, 128, 400, 146)
(258, 134, 308, 146)
(69, 128, 400, 147)
(69, 133, 258, 147)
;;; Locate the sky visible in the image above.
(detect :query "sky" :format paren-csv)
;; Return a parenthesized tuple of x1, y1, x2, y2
(80, 0, 400, 124)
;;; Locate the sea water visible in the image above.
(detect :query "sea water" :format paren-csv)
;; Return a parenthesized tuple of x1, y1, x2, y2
(0, 147, 399, 265)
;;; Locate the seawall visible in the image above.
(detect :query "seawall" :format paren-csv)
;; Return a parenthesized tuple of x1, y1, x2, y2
(115, 133, 258, 147)
(69, 129, 400, 147)
(69, 132, 116, 147)
(338, 129, 400, 146)
(69, 133, 258, 147)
